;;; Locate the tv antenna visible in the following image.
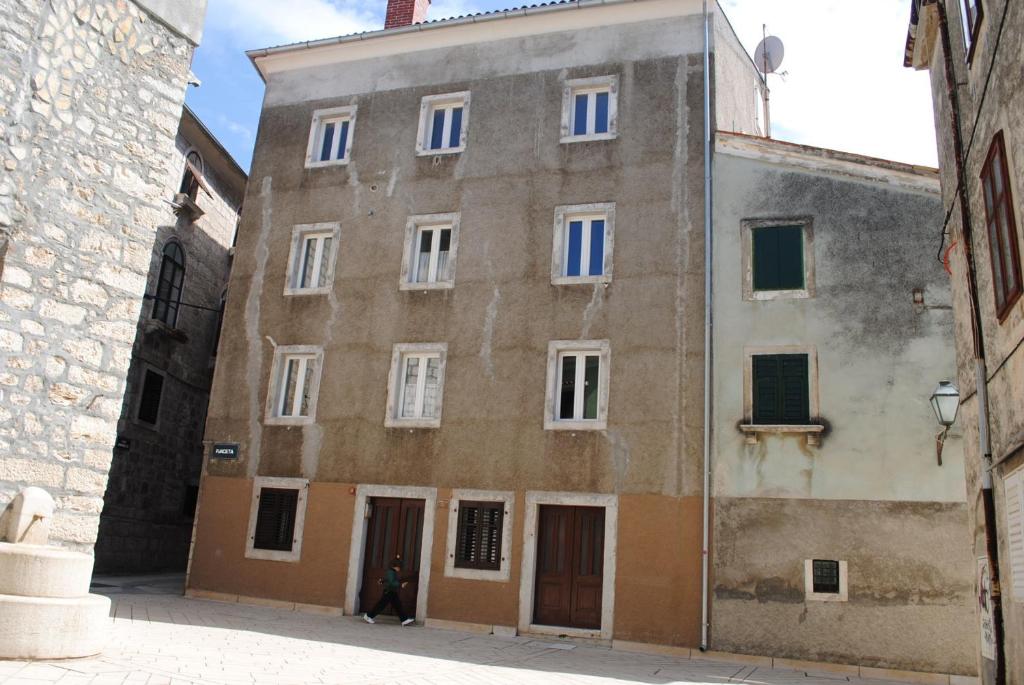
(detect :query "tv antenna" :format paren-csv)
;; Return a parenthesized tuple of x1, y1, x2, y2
(753, 26, 785, 138)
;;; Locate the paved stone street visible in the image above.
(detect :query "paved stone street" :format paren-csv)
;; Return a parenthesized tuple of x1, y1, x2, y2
(0, 575, 910, 685)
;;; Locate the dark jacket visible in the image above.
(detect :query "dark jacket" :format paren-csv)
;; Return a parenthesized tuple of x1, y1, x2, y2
(383, 568, 401, 592)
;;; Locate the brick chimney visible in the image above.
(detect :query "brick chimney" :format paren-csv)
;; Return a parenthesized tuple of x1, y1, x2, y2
(385, 0, 430, 29)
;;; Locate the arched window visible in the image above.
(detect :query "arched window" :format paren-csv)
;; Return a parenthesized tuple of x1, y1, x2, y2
(153, 241, 185, 327)
(179, 150, 203, 202)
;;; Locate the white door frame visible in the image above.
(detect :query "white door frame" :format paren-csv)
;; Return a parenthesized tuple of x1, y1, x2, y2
(344, 484, 437, 620)
(518, 491, 618, 640)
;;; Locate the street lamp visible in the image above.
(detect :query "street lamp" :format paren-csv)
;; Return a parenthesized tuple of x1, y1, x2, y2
(930, 380, 960, 466)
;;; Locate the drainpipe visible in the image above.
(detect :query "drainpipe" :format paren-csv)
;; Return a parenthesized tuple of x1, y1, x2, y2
(934, 3, 1004, 682)
(699, 0, 713, 653)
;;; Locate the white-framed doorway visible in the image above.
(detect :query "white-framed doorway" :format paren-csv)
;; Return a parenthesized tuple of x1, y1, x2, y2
(344, 484, 437, 620)
(518, 491, 618, 641)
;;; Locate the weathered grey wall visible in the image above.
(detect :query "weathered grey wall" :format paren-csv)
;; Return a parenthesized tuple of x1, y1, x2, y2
(94, 111, 242, 573)
(710, 139, 974, 674)
(0, 0, 201, 550)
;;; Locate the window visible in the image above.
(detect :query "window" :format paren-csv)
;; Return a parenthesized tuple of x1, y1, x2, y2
(561, 76, 618, 143)
(385, 343, 447, 428)
(545, 340, 611, 430)
(179, 150, 203, 202)
(960, 0, 983, 59)
(804, 559, 848, 601)
(416, 92, 470, 155)
(981, 132, 1021, 320)
(245, 477, 309, 562)
(444, 489, 514, 581)
(284, 223, 341, 295)
(741, 218, 816, 300)
(752, 353, 810, 425)
(455, 501, 504, 571)
(305, 106, 356, 168)
(400, 214, 460, 290)
(136, 368, 164, 425)
(183, 484, 199, 518)
(266, 346, 323, 425)
(211, 289, 226, 356)
(1004, 467, 1024, 601)
(152, 241, 185, 327)
(551, 204, 615, 285)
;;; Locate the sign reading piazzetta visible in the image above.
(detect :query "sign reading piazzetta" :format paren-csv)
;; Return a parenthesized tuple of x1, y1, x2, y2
(977, 556, 996, 661)
(212, 443, 240, 460)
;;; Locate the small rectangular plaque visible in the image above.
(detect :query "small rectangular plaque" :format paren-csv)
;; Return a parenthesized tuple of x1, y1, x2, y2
(211, 442, 240, 460)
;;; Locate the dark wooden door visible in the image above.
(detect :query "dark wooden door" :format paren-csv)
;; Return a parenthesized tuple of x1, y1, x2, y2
(534, 505, 605, 629)
(359, 498, 424, 616)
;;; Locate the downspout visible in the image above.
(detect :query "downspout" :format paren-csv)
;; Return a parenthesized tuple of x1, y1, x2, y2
(700, 0, 713, 653)
(934, 3, 1004, 683)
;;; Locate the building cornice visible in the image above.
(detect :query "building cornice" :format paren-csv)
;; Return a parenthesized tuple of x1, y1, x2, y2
(716, 131, 940, 195)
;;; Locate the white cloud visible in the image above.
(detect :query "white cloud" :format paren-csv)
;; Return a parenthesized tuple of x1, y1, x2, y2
(206, 0, 380, 48)
(720, 0, 937, 166)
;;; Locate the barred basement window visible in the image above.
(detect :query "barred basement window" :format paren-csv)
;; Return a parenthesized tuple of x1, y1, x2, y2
(253, 487, 299, 552)
(454, 501, 504, 571)
(136, 369, 164, 425)
(812, 559, 840, 594)
(752, 354, 810, 425)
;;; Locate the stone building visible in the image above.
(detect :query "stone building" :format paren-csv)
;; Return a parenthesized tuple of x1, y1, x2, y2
(905, 1, 1024, 682)
(93, 106, 245, 574)
(711, 132, 973, 675)
(0, 0, 207, 551)
(186, 0, 972, 678)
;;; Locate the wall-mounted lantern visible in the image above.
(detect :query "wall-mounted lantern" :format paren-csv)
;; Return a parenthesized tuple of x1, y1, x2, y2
(930, 380, 960, 466)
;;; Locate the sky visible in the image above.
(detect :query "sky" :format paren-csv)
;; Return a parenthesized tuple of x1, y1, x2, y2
(184, 0, 938, 173)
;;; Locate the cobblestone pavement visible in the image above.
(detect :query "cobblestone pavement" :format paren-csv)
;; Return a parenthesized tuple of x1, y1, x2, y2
(0, 575, 908, 685)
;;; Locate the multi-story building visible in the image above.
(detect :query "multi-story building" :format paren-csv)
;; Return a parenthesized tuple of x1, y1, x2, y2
(0, 0, 207, 550)
(712, 132, 973, 675)
(94, 106, 246, 574)
(187, 0, 974, 677)
(905, 1, 1024, 682)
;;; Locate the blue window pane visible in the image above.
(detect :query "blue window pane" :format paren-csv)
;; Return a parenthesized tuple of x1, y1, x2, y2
(595, 92, 609, 134)
(567, 221, 583, 277)
(319, 122, 335, 161)
(573, 94, 588, 136)
(336, 121, 349, 160)
(449, 107, 463, 148)
(430, 109, 445, 150)
(588, 220, 605, 275)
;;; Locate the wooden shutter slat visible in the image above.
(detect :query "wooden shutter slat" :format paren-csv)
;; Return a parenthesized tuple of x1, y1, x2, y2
(253, 488, 298, 552)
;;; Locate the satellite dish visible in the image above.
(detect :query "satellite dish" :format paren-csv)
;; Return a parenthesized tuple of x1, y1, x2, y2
(754, 35, 785, 74)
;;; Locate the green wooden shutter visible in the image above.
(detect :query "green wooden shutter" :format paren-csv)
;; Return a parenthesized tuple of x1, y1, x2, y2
(752, 226, 804, 291)
(753, 354, 810, 425)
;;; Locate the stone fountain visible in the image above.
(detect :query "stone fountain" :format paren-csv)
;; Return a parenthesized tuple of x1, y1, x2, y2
(0, 487, 110, 659)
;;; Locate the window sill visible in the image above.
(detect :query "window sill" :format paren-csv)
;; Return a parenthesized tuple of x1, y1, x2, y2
(283, 287, 332, 297)
(749, 288, 811, 301)
(545, 419, 607, 432)
(385, 417, 442, 429)
(445, 565, 510, 582)
(264, 416, 316, 427)
(399, 281, 454, 292)
(244, 547, 301, 563)
(560, 132, 618, 144)
(304, 159, 350, 169)
(552, 275, 611, 286)
(172, 193, 204, 220)
(416, 147, 464, 157)
(740, 424, 825, 446)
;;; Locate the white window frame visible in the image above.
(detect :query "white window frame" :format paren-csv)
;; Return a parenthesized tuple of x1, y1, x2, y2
(305, 105, 357, 168)
(560, 75, 619, 143)
(804, 559, 848, 602)
(544, 340, 610, 431)
(416, 92, 470, 156)
(385, 343, 448, 429)
(284, 223, 341, 296)
(399, 213, 460, 290)
(245, 476, 309, 563)
(551, 203, 615, 285)
(741, 217, 816, 301)
(1004, 466, 1024, 601)
(444, 489, 514, 582)
(265, 345, 324, 426)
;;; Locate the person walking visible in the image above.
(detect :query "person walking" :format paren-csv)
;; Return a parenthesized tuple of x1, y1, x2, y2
(363, 557, 415, 626)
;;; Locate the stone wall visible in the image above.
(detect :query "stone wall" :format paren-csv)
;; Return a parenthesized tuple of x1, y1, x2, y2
(0, 0, 202, 551)
(94, 114, 243, 573)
